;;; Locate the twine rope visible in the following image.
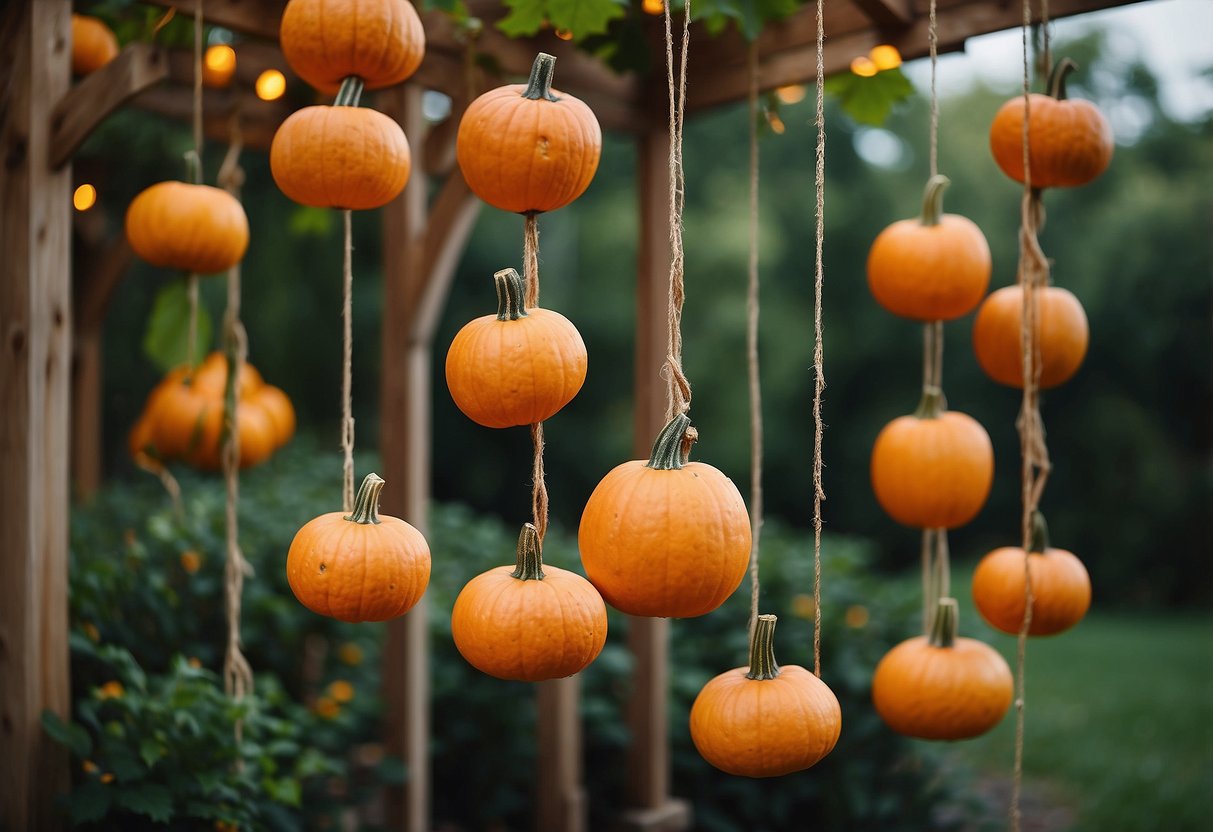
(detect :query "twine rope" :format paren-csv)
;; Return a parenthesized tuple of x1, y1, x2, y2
(523, 213, 540, 307)
(662, 0, 692, 420)
(811, 0, 827, 678)
(521, 210, 549, 541)
(185, 0, 204, 372)
(929, 0, 939, 179)
(745, 41, 763, 637)
(341, 210, 355, 513)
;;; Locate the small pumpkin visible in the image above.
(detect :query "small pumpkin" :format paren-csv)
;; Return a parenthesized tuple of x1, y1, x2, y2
(872, 598, 1013, 740)
(989, 59, 1113, 189)
(445, 267, 587, 428)
(451, 523, 608, 682)
(287, 473, 431, 622)
(126, 182, 250, 274)
(867, 175, 992, 321)
(254, 384, 297, 448)
(578, 413, 751, 618)
(280, 0, 425, 95)
(690, 615, 841, 777)
(972, 283, 1089, 389)
(457, 52, 602, 214)
(143, 375, 212, 461)
(270, 78, 410, 210)
(71, 14, 119, 76)
(972, 512, 1091, 636)
(870, 389, 994, 529)
(192, 351, 265, 399)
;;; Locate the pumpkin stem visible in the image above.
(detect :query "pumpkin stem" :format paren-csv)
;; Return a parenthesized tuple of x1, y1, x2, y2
(746, 614, 781, 680)
(927, 597, 959, 648)
(913, 386, 947, 419)
(1029, 511, 1050, 554)
(521, 52, 560, 102)
(493, 268, 529, 321)
(646, 413, 694, 471)
(335, 76, 366, 107)
(1047, 58, 1078, 101)
(344, 473, 384, 524)
(510, 523, 545, 581)
(919, 174, 951, 228)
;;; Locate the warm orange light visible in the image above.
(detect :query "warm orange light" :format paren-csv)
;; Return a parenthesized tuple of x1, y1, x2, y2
(555, 27, 574, 41)
(775, 84, 806, 104)
(73, 183, 97, 211)
(869, 44, 902, 71)
(765, 110, 786, 135)
(203, 44, 236, 88)
(643, 0, 665, 15)
(850, 56, 877, 77)
(845, 605, 870, 629)
(255, 68, 286, 101)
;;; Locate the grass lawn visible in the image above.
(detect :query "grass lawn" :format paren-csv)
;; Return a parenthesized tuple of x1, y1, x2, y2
(925, 563, 1213, 832)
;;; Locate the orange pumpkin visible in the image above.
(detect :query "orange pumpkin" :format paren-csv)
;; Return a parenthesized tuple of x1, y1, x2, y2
(192, 351, 265, 400)
(126, 182, 250, 274)
(872, 598, 1013, 740)
(690, 615, 841, 777)
(254, 384, 297, 448)
(578, 414, 751, 618)
(989, 59, 1113, 189)
(143, 376, 213, 461)
(870, 390, 994, 529)
(71, 14, 119, 76)
(270, 81, 411, 210)
(287, 473, 431, 622)
(457, 52, 602, 214)
(867, 175, 991, 321)
(972, 512, 1091, 636)
(972, 284, 1089, 389)
(445, 267, 587, 428)
(451, 523, 608, 681)
(280, 0, 425, 95)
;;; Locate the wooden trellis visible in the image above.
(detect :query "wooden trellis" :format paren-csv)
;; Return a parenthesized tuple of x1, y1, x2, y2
(0, 0, 1145, 829)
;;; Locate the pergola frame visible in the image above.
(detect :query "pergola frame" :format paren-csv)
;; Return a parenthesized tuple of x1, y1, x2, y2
(0, 0, 1141, 829)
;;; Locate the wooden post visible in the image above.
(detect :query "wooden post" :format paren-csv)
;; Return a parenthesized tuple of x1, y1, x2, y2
(536, 677, 587, 832)
(0, 1, 73, 828)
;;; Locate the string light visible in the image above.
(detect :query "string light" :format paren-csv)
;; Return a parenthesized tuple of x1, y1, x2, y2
(850, 56, 877, 77)
(203, 44, 236, 88)
(775, 84, 806, 104)
(869, 44, 903, 71)
(255, 69, 286, 101)
(642, 0, 664, 14)
(73, 184, 97, 211)
(555, 28, 574, 41)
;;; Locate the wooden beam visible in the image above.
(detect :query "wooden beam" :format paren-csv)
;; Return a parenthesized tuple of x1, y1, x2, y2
(408, 168, 480, 345)
(536, 677, 587, 832)
(50, 42, 169, 169)
(852, 0, 916, 28)
(145, 0, 283, 40)
(0, 0, 73, 828)
(131, 84, 292, 152)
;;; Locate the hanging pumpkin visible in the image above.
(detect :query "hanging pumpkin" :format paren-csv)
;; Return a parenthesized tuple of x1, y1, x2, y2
(126, 182, 250, 274)
(287, 473, 431, 622)
(578, 414, 751, 618)
(870, 389, 993, 529)
(866, 175, 991, 321)
(690, 615, 841, 777)
(457, 52, 602, 214)
(71, 14, 119, 76)
(972, 283, 1089, 389)
(192, 351, 265, 399)
(280, 0, 425, 95)
(989, 59, 1113, 189)
(451, 523, 607, 681)
(270, 78, 410, 210)
(872, 598, 1013, 740)
(445, 267, 587, 428)
(253, 384, 298, 448)
(972, 512, 1091, 636)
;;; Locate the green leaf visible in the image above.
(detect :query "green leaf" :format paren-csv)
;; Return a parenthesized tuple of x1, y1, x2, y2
(546, 0, 626, 41)
(139, 736, 166, 769)
(263, 776, 302, 807)
(116, 783, 174, 823)
(104, 744, 146, 781)
(497, 0, 546, 38)
(826, 67, 915, 126)
(42, 710, 93, 758)
(141, 280, 212, 373)
(287, 205, 333, 238)
(68, 780, 112, 825)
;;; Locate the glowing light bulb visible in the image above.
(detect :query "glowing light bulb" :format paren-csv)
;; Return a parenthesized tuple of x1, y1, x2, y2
(775, 84, 806, 104)
(643, 0, 665, 14)
(255, 68, 286, 101)
(555, 28, 574, 41)
(869, 44, 902, 71)
(203, 44, 236, 88)
(850, 56, 877, 78)
(73, 183, 97, 211)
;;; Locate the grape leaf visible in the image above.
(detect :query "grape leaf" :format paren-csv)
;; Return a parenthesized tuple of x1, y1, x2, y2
(142, 280, 212, 373)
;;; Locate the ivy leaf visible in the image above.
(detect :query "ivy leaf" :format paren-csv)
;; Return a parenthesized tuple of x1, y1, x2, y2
(116, 783, 174, 823)
(825, 67, 915, 126)
(142, 280, 212, 373)
(497, 0, 547, 38)
(41, 710, 92, 758)
(546, 0, 626, 41)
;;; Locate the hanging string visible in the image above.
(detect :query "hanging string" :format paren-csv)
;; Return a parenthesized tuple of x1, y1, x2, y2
(919, 527, 935, 632)
(184, 0, 204, 372)
(523, 213, 540, 307)
(810, 0, 827, 679)
(744, 41, 763, 638)
(928, 0, 939, 178)
(521, 208, 549, 541)
(662, 0, 692, 420)
(341, 209, 355, 513)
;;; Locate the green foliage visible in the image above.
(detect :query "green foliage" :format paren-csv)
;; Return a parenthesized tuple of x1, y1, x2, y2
(825, 68, 917, 126)
(694, 0, 801, 40)
(141, 280, 212, 373)
(498, 0, 628, 41)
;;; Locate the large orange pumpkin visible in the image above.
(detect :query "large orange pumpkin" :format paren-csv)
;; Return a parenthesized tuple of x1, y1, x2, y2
(872, 598, 1013, 740)
(287, 473, 430, 622)
(457, 52, 602, 214)
(690, 615, 841, 777)
(71, 14, 119, 76)
(451, 523, 608, 681)
(989, 59, 1113, 189)
(445, 267, 587, 428)
(972, 512, 1091, 636)
(867, 175, 992, 321)
(870, 390, 994, 529)
(578, 414, 751, 618)
(126, 182, 250, 274)
(972, 283, 1089, 389)
(280, 0, 425, 94)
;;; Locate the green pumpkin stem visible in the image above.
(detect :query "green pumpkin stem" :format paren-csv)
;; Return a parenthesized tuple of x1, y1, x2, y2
(913, 386, 947, 419)
(746, 614, 781, 680)
(184, 150, 202, 186)
(928, 597, 959, 648)
(493, 268, 529, 321)
(1029, 511, 1050, 554)
(522, 53, 560, 102)
(335, 76, 366, 107)
(919, 174, 951, 228)
(510, 523, 545, 581)
(344, 473, 385, 524)
(646, 413, 694, 471)
(1047, 58, 1078, 101)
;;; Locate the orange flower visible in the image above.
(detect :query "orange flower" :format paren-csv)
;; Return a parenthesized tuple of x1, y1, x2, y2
(328, 680, 355, 703)
(313, 697, 340, 719)
(337, 642, 363, 666)
(100, 773, 115, 784)
(180, 550, 202, 574)
(98, 681, 125, 699)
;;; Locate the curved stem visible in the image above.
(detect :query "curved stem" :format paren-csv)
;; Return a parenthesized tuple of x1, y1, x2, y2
(335, 76, 366, 107)
(493, 268, 529, 321)
(919, 174, 951, 228)
(913, 386, 947, 419)
(510, 523, 545, 581)
(344, 473, 385, 525)
(928, 597, 959, 648)
(521, 52, 559, 101)
(646, 413, 693, 471)
(1029, 511, 1050, 554)
(1047, 57, 1077, 101)
(745, 614, 781, 680)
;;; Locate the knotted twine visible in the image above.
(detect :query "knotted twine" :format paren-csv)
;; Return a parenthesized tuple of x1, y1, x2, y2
(745, 41, 763, 639)
(810, 0, 827, 677)
(522, 214, 549, 541)
(662, 0, 692, 421)
(185, 0, 204, 373)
